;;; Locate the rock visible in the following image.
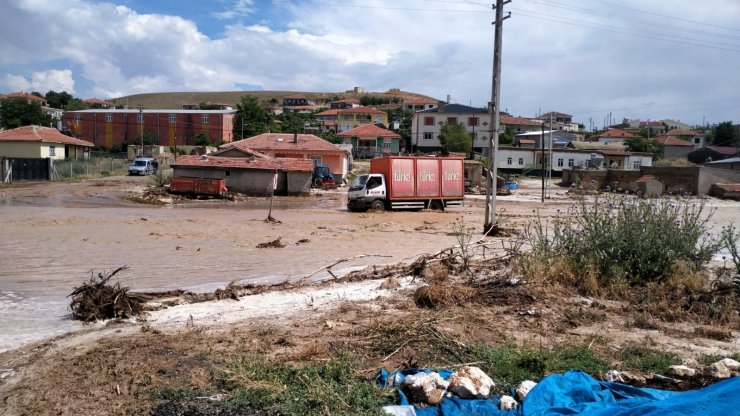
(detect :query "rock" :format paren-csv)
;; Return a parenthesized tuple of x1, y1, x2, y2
(402, 372, 449, 405)
(619, 371, 646, 386)
(447, 366, 495, 399)
(380, 276, 402, 290)
(667, 365, 697, 378)
(516, 380, 537, 402)
(499, 395, 518, 410)
(715, 358, 740, 372)
(708, 362, 732, 379)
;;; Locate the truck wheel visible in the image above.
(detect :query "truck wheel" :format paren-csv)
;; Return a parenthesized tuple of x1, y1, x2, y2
(429, 200, 444, 211)
(371, 200, 385, 212)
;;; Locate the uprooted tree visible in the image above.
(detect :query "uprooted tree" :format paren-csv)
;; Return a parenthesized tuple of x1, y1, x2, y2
(68, 265, 145, 322)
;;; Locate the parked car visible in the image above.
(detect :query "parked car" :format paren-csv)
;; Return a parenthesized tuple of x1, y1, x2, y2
(128, 157, 158, 176)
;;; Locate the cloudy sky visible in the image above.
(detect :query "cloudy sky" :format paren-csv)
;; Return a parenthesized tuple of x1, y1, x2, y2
(1, 0, 738, 128)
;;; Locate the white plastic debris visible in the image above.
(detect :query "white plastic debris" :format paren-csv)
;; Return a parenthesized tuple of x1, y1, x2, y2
(604, 370, 623, 382)
(516, 380, 537, 402)
(667, 365, 697, 378)
(382, 405, 417, 416)
(447, 366, 495, 399)
(402, 372, 450, 405)
(499, 395, 518, 410)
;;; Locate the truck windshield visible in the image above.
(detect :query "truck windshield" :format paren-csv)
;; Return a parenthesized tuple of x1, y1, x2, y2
(349, 175, 368, 191)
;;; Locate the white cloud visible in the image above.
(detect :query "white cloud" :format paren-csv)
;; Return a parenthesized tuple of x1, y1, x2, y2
(212, 0, 256, 20)
(0, 0, 737, 124)
(3, 69, 75, 94)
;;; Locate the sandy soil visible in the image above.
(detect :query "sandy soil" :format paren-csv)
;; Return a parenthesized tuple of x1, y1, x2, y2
(0, 175, 739, 415)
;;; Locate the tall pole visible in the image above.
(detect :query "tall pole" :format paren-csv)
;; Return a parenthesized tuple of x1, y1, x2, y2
(541, 122, 545, 203)
(484, 0, 511, 232)
(547, 113, 553, 198)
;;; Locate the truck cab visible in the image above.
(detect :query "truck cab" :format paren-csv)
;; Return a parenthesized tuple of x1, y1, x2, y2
(347, 174, 386, 211)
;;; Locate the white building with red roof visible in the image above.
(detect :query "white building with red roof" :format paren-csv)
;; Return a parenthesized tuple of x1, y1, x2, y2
(337, 124, 402, 158)
(0, 125, 93, 160)
(219, 133, 350, 182)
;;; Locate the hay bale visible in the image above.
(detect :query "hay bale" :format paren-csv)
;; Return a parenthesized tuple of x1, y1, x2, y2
(68, 266, 145, 322)
(414, 284, 476, 309)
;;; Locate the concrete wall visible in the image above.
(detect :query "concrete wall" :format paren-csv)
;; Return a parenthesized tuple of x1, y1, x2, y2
(287, 172, 312, 195)
(663, 146, 692, 160)
(698, 167, 740, 195)
(562, 166, 735, 195)
(173, 167, 311, 196)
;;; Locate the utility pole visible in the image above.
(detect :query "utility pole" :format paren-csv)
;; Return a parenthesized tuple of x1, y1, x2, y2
(541, 122, 545, 203)
(138, 105, 144, 157)
(484, 0, 511, 233)
(547, 113, 553, 199)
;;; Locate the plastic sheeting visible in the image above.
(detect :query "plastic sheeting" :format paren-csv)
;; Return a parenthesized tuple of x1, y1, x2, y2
(378, 369, 740, 416)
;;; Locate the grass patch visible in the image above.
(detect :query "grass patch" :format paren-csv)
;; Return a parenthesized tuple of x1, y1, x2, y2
(218, 353, 391, 415)
(697, 352, 740, 366)
(619, 344, 680, 373)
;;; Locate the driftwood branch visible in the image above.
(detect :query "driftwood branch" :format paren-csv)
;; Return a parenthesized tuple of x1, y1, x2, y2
(297, 254, 392, 284)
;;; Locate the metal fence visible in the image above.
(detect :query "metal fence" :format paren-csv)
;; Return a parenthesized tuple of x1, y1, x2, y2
(51, 158, 130, 180)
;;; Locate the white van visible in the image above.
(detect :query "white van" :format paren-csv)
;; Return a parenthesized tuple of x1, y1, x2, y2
(128, 157, 158, 176)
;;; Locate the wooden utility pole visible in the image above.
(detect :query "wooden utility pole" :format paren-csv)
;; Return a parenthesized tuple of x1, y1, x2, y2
(484, 0, 511, 233)
(138, 105, 144, 157)
(541, 122, 545, 203)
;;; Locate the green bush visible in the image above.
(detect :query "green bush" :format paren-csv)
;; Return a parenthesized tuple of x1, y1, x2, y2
(524, 194, 722, 284)
(151, 168, 173, 187)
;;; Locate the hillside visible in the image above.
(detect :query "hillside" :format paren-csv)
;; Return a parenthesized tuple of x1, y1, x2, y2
(110, 89, 440, 109)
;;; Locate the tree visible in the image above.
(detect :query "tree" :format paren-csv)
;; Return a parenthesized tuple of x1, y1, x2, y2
(498, 127, 514, 146)
(386, 107, 413, 151)
(234, 96, 273, 139)
(625, 136, 663, 159)
(0, 99, 52, 129)
(711, 121, 739, 146)
(45, 90, 74, 109)
(278, 112, 311, 134)
(195, 132, 211, 146)
(438, 123, 471, 154)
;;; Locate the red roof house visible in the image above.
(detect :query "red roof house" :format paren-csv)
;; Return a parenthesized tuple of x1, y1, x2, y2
(0, 125, 93, 159)
(337, 124, 402, 157)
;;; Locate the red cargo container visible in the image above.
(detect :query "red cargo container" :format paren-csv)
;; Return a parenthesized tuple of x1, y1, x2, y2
(170, 177, 227, 197)
(352, 156, 463, 210)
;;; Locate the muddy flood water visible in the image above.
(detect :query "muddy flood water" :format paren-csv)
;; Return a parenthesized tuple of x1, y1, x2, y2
(0, 177, 478, 352)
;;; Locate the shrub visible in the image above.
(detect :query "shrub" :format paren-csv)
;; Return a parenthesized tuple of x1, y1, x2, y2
(524, 194, 722, 285)
(151, 168, 173, 187)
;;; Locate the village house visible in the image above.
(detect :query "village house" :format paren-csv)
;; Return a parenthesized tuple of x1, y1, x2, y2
(62, 109, 236, 149)
(329, 99, 360, 110)
(0, 125, 93, 160)
(337, 124, 402, 158)
(589, 128, 637, 144)
(662, 129, 705, 147)
(410, 104, 489, 153)
(500, 116, 542, 135)
(282, 95, 317, 114)
(403, 97, 439, 112)
(497, 146, 653, 175)
(218, 133, 350, 183)
(654, 136, 695, 159)
(336, 106, 388, 132)
(171, 154, 313, 196)
(688, 146, 740, 164)
(513, 130, 577, 149)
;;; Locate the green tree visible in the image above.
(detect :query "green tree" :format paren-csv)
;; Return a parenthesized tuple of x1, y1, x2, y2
(498, 127, 514, 145)
(0, 99, 52, 129)
(386, 107, 413, 151)
(45, 90, 74, 108)
(625, 136, 664, 159)
(195, 132, 212, 146)
(64, 99, 90, 111)
(438, 123, 471, 154)
(278, 112, 311, 134)
(235, 96, 273, 139)
(711, 121, 739, 146)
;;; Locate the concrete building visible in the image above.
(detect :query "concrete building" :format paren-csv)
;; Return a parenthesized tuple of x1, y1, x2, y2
(337, 124, 402, 158)
(410, 104, 489, 153)
(654, 136, 695, 160)
(62, 109, 236, 149)
(171, 154, 313, 196)
(336, 106, 388, 132)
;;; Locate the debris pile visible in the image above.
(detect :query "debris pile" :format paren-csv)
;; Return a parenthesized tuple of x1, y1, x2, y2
(68, 266, 145, 322)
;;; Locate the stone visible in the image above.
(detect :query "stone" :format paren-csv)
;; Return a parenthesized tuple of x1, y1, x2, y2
(516, 380, 537, 402)
(619, 371, 646, 386)
(447, 366, 495, 399)
(402, 372, 449, 405)
(709, 362, 732, 379)
(604, 370, 623, 382)
(667, 365, 697, 378)
(499, 395, 518, 410)
(715, 358, 740, 372)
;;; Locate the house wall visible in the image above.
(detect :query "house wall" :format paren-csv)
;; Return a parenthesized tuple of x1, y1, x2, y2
(258, 149, 348, 183)
(0, 142, 43, 158)
(663, 146, 692, 160)
(411, 112, 488, 151)
(287, 172, 312, 195)
(698, 167, 740, 195)
(173, 167, 276, 196)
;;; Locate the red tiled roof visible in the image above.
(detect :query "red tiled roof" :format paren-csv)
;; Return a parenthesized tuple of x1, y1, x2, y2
(223, 133, 344, 154)
(501, 116, 541, 126)
(713, 183, 740, 193)
(655, 136, 694, 146)
(338, 106, 385, 115)
(0, 125, 93, 147)
(405, 97, 438, 105)
(171, 155, 313, 172)
(596, 129, 637, 138)
(2, 92, 46, 103)
(210, 146, 270, 158)
(315, 109, 340, 116)
(83, 97, 114, 106)
(337, 124, 400, 138)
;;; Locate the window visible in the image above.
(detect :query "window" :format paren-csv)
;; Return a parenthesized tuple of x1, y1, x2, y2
(309, 155, 322, 166)
(383, 141, 391, 149)
(169, 114, 176, 124)
(447, 117, 458, 125)
(424, 116, 435, 126)
(105, 114, 112, 123)
(225, 170, 231, 177)
(568, 159, 574, 167)
(202, 114, 209, 124)
(507, 157, 512, 165)
(633, 160, 642, 169)
(366, 176, 383, 189)
(74, 115, 81, 122)
(468, 117, 479, 126)
(137, 113, 143, 123)
(557, 158, 564, 167)
(518, 158, 524, 165)
(423, 132, 433, 140)
(49, 146, 56, 156)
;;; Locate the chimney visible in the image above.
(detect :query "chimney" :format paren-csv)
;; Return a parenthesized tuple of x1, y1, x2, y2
(293, 133, 298, 143)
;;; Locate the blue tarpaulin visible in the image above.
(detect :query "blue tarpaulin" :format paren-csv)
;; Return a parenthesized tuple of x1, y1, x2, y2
(378, 369, 740, 416)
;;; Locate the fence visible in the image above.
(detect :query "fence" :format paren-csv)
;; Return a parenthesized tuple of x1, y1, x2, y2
(51, 158, 131, 180)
